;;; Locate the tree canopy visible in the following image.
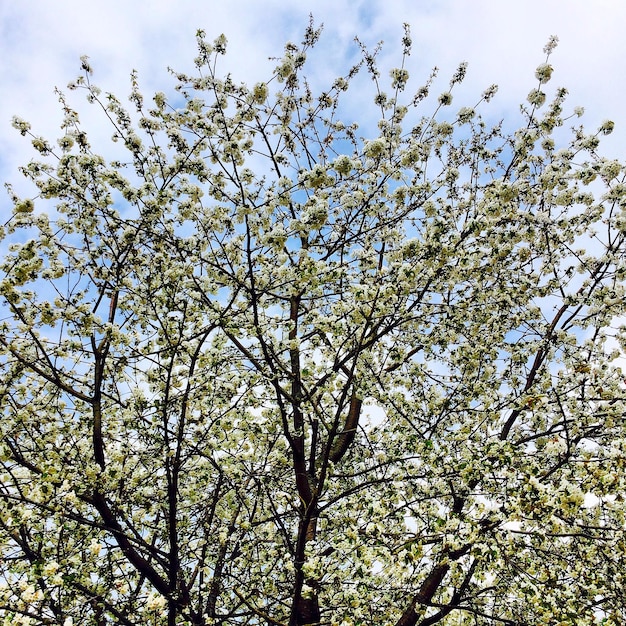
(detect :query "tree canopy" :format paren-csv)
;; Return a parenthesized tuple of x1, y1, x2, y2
(1, 22, 625, 626)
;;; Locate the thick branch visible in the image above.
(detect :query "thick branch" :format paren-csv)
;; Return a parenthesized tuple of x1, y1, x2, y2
(90, 491, 170, 599)
(395, 545, 471, 626)
(329, 394, 362, 464)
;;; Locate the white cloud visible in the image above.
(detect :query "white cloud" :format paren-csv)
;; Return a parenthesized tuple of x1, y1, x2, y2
(2, 0, 625, 196)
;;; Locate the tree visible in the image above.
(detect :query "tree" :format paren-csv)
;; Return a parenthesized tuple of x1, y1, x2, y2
(1, 21, 625, 626)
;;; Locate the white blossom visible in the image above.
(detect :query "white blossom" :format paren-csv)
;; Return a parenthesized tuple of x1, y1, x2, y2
(1, 24, 625, 626)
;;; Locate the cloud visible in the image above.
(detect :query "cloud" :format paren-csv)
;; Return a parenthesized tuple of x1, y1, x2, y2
(2, 0, 625, 197)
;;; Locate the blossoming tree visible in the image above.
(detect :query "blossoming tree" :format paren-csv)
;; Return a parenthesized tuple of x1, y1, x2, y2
(1, 22, 625, 626)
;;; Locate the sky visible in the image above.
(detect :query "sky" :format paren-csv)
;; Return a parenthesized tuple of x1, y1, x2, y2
(0, 0, 623, 474)
(1, 0, 626, 198)
(0, 2, 624, 435)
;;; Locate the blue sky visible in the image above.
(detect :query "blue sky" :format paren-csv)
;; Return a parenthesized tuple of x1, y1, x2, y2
(1, 0, 626, 197)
